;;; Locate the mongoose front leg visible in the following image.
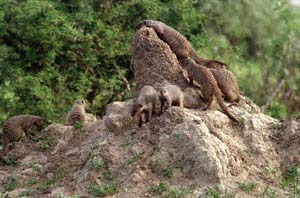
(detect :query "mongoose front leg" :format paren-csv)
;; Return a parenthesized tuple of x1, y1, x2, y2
(203, 96, 214, 111)
(138, 113, 145, 128)
(161, 100, 165, 114)
(189, 77, 194, 86)
(147, 108, 153, 122)
(179, 97, 184, 109)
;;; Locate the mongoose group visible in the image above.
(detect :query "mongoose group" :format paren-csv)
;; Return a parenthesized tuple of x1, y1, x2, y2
(0, 99, 89, 160)
(132, 19, 241, 126)
(1, 19, 242, 159)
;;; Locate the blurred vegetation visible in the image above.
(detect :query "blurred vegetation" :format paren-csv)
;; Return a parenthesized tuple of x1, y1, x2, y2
(0, 0, 299, 126)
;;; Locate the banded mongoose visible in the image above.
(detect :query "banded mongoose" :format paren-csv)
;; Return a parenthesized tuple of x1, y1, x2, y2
(158, 83, 184, 113)
(1, 115, 43, 160)
(135, 19, 227, 69)
(66, 99, 86, 126)
(182, 58, 238, 122)
(210, 68, 240, 103)
(131, 85, 161, 127)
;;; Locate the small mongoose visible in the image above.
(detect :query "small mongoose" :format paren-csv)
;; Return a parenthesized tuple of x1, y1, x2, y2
(135, 19, 227, 69)
(131, 85, 161, 127)
(182, 58, 238, 122)
(210, 68, 240, 103)
(66, 99, 86, 126)
(1, 115, 43, 160)
(158, 83, 184, 113)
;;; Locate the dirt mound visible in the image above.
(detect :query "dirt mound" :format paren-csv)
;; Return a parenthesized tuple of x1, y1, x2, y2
(1, 27, 299, 197)
(0, 102, 299, 197)
(132, 27, 190, 94)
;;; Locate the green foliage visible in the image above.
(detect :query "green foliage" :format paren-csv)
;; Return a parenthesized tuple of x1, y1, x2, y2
(91, 159, 104, 170)
(18, 189, 36, 197)
(73, 122, 83, 130)
(0, 0, 299, 123)
(149, 183, 193, 197)
(88, 183, 118, 197)
(200, 186, 221, 198)
(281, 166, 300, 195)
(40, 136, 57, 151)
(3, 176, 17, 192)
(148, 182, 169, 195)
(161, 166, 174, 178)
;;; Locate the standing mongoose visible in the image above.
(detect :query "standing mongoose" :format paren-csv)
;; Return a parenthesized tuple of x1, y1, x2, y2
(66, 99, 87, 126)
(210, 68, 240, 103)
(1, 115, 43, 160)
(135, 19, 227, 69)
(158, 83, 184, 113)
(182, 58, 238, 122)
(131, 85, 161, 127)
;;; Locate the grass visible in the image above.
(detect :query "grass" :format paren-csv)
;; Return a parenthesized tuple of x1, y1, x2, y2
(88, 183, 118, 197)
(199, 186, 221, 198)
(102, 171, 113, 181)
(261, 186, 277, 198)
(148, 182, 169, 195)
(73, 122, 83, 130)
(3, 176, 17, 192)
(40, 136, 57, 151)
(18, 189, 36, 197)
(260, 166, 276, 179)
(31, 163, 42, 173)
(57, 193, 80, 198)
(38, 179, 56, 192)
(125, 154, 141, 165)
(168, 187, 193, 198)
(91, 159, 104, 170)
(281, 166, 300, 195)
(0, 157, 19, 166)
(27, 178, 38, 186)
(38, 169, 66, 193)
(237, 181, 258, 193)
(148, 183, 194, 197)
(161, 166, 174, 178)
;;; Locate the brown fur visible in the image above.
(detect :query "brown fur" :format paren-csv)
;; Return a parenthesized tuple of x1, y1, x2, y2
(131, 85, 161, 127)
(1, 115, 43, 160)
(66, 99, 86, 126)
(135, 19, 227, 69)
(182, 58, 238, 122)
(210, 68, 240, 103)
(158, 83, 184, 113)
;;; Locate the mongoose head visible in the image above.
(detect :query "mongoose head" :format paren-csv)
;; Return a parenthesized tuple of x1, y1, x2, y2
(74, 99, 86, 107)
(34, 117, 44, 131)
(135, 19, 158, 30)
(131, 102, 143, 117)
(135, 20, 147, 30)
(158, 87, 168, 98)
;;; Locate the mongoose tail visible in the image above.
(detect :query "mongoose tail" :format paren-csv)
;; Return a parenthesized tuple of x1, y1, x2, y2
(214, 87, 239, 122)
(190, 48, 228, 69)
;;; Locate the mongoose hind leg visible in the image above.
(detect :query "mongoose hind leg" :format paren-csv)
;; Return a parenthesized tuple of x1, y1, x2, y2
(1, 135, 9, 161)
(179, 97, 184, 109)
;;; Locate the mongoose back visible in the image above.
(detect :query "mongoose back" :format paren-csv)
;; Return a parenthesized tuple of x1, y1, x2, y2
(66, 99, 86, 126)
(1, 115, 43, 160)
(182, 58, 238, 122)
(158, 83, 184, 113)
(135, 19, 227, 69)
(210, 68, 240, 103)
(131, 85, 161, 127)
